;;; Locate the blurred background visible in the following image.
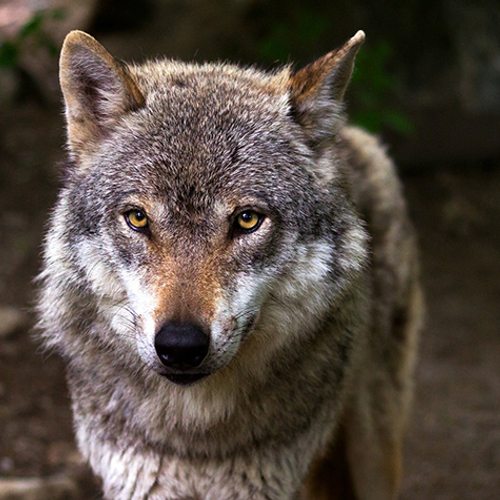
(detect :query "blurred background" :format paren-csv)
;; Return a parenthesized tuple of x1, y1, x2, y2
(0, 0, 499, 498)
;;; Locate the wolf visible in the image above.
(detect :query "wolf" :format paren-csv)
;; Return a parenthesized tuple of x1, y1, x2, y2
(37, 29, 422, 500)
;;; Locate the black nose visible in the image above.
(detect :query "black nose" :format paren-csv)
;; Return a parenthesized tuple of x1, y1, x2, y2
(154, 322, 209, 370)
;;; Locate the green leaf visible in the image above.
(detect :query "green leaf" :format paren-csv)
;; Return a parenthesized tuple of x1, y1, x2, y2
(351, 110, 385, 133)
(383, 110, 415, 136)
(51, 9, 66, 20)
(0, 41, 19, 68)
(19, 12, 44, 39)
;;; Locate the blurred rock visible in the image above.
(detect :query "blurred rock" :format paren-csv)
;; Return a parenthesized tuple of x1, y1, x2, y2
(0, 307, 26, 339)
(378, 0, 500, 165)
(0, 475, 78, 500)
(0, 459, 14, 475)
(448, 0, 500, 113)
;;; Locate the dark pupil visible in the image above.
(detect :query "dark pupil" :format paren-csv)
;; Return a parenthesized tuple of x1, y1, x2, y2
(134, 210, 145, 221)
(241, 211, 253, 222)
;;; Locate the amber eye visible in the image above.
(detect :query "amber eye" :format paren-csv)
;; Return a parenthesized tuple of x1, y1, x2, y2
(235, 210, 263, 233)
(125, 209, 149, 231)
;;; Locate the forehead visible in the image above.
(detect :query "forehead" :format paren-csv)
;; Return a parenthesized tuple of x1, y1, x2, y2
(134, 62, 293, 155)
(98, 63, 310, 202)
(132, 61, 291, 128)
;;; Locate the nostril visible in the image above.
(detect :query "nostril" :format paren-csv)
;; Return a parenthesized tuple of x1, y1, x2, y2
(155, 343, 207, 369)
(154, 322, 209, 370)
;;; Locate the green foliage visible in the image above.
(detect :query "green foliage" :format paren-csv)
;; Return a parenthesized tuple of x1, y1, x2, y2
(0, 8, 65, 69)
(258, 7, 330, 63)
(0, 41, 18, 68)
(350, 41, 414, 136)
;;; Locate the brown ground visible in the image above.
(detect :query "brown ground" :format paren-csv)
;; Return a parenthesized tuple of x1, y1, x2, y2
(0, 104, 499, 499)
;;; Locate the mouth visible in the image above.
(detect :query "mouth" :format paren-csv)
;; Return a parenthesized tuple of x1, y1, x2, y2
(161, 372, 209, 386)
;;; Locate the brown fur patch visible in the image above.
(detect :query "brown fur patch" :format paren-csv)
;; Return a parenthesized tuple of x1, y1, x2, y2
(300, 426, 358, 500)
(149, 253, 224, 328)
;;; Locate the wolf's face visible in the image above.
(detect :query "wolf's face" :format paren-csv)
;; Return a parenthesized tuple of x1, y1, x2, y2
(50, 31, 368, 385)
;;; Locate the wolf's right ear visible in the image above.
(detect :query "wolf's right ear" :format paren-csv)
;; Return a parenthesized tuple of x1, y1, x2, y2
(59, 31, 145, 160)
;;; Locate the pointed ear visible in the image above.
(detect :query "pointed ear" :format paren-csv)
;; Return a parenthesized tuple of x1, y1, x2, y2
(59, 30, 145, 159)
(289, 31, 365, 143)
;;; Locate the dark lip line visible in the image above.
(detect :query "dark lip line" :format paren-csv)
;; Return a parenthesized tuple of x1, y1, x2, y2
(160, 372, 209, 386)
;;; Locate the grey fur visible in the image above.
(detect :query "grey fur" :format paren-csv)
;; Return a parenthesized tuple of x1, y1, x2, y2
(37, 30, 422, 500)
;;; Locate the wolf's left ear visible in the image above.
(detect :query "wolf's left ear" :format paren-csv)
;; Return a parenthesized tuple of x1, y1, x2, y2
(289, 31, 365, 143)
(59, 30, 145, 160)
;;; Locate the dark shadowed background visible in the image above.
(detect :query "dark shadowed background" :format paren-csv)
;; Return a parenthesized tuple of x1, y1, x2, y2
(1, 0, 499, 498)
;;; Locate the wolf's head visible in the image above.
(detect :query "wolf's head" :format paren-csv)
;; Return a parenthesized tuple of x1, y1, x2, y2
(41, 31, 369, 387)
